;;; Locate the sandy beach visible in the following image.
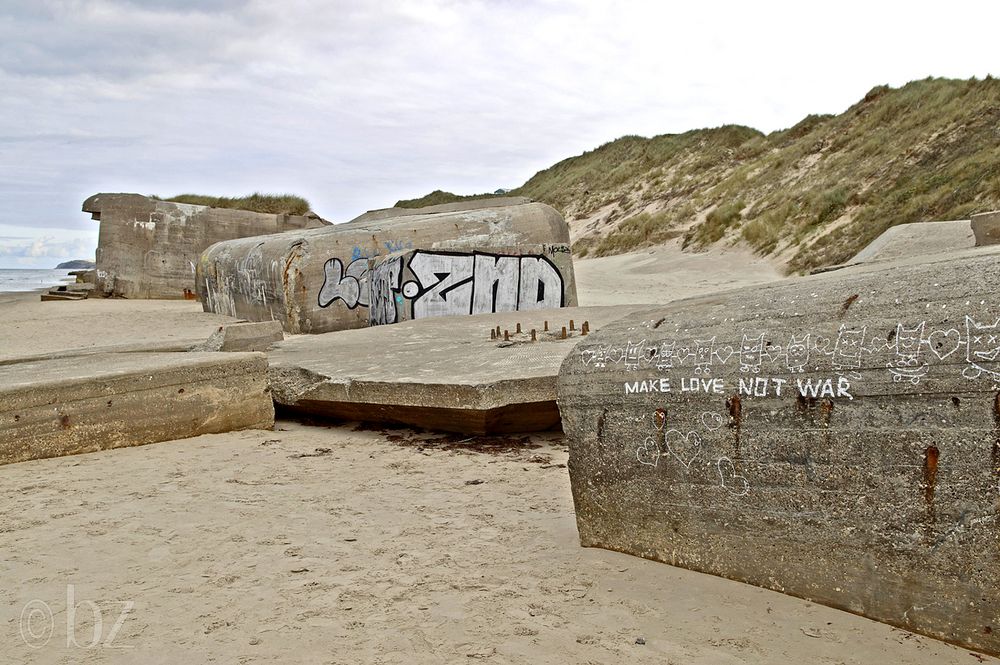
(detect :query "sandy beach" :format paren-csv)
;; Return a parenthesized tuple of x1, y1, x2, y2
(0, 249, 992, 664)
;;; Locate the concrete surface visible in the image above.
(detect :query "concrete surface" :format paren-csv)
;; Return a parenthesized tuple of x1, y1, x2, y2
(268, 305, 637, 434)
(348, 196, 533, 223)
(557, 245, 1000, 657)
(197, 201, 578, 334)
(196, 320, 284, 352)
(0, 352, 274, 465)
(850, 219, 974, 264)
(972, 210, 1000, 246)
(84, 193, 329, 299)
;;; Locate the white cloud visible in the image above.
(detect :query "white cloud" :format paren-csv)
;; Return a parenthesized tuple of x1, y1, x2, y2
(0, 0, 998, 267)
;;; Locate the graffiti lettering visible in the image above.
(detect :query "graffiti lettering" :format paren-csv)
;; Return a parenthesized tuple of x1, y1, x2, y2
(368, 256, 402, 326)
(318, 258, 370, 309)
(400, 251, 564, 319)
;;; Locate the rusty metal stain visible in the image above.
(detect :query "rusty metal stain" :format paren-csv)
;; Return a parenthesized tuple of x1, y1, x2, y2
(820, 398, 834, 447)
(726, 394, 742, 454)
(993, 393, 1000, 477)
(923, 445, 940, 516)
(839, 293, 859, 317)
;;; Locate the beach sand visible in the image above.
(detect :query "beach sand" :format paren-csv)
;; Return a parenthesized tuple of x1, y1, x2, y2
(0, 251, 990, 663)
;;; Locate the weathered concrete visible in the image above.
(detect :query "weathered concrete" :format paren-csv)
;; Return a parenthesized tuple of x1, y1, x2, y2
(269, 306, 636, 434)
(557, 245, 1000, 657)
(84, 193, 329, 299)
(971, 210, 1000, 247)
(195, 321, 284, 352)
(348, 196, 533, 224)
(197, 201, 578, 334)
(850, 219, 974, 264)
(0, 352, 273, 465)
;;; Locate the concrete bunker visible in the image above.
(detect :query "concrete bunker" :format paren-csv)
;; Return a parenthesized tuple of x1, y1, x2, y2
(557, 246, 1000, 657)
(196, 199, 578, 334)
(83, 193, 329, 299)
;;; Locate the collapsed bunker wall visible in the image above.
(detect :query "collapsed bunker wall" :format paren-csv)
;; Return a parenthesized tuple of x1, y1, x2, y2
(83, 193, 329, 299)
(196, 201, 578, 334)
(556, 246, 1000, 657)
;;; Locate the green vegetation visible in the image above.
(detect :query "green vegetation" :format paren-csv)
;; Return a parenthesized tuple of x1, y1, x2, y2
(394, 190, 501, 208)
(400, 77, 1000, 273)
(155, 192, 311, 215)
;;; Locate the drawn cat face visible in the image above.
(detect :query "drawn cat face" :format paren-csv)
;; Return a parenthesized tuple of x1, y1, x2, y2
(740, 333, 764, 358)
(624, 340, 646, 366)
(834, 326, 866, 365)
(894, 322, 925, 358)
(786, 334, 810, 365)
(694, 338, 715, 364)
(655, 341, 676, 368)
(966, 316, 1000, 364)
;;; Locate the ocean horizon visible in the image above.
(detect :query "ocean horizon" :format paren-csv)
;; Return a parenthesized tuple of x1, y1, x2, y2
(0, 268, 77, 293)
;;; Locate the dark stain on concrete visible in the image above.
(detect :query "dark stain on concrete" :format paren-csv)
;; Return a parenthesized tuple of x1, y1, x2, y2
(596, 407, 607, 441)
(840, 293, 859, 317)
(993, 393, 1000, 476)
(924, 445, 940, 519)
(726, 395, 742, 454)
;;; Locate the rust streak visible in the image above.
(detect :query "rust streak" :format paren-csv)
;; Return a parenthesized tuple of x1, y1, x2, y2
(820, 398, 834, 447)
(726, 395, 742, 454)
(993, 393, 1000, 476)
(923, 445, 940, 512)
(839, 293, 859, 317)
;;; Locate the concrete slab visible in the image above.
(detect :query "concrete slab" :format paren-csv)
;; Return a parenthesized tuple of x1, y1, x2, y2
(557, 245, 1000, 657)
(850, 219, 974, 264)
(972, 210, 1000, 246)
(0, 352, 273, 465)
(196, 320, 284, 352)
(0, 293, 238, 364)
(268, 305, 638, 434)
(348, 196, 533, 223)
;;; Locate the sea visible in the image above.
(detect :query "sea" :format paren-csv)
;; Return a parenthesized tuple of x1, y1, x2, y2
(0, 269, 77, 293)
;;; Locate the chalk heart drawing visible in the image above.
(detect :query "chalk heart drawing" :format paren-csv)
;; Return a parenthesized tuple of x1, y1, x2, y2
(714, 345, 734, 364)
(635, 436, 661, 467)
(701, 412, 724, 431)
(664, 429, 703, 469)
(717, 457, 750, 496)
(813, 336, 831, 354)
(928, 329, 962, 359)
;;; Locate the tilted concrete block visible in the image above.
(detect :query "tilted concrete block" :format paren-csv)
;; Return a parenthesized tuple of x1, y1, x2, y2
(971, 210, 1000, 247)
(347, 196, 533, 223)
(268, 305, 636, 434)
(557, 246, 1000, 657)
(83, 193, 329, 299)
(196, 320, 284, 352)
(197, 201, 578, 334)
(0, 352, 274, 465)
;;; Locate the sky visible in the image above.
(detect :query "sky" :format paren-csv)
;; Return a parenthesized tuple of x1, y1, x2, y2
(0, 0, 997, 268)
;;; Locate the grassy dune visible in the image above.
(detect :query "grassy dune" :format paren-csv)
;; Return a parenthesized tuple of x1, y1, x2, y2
(397, 77, 1000, 273)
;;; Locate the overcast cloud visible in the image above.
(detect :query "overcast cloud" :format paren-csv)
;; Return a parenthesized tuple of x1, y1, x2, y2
(1, 0, 997, 267)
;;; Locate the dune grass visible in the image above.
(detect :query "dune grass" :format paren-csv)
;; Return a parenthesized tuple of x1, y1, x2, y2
(155, 192, 311, 216)
(397, 77, 1000, 272)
